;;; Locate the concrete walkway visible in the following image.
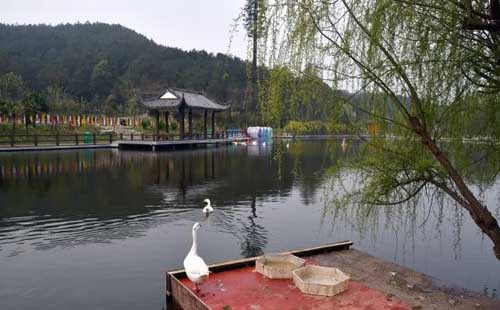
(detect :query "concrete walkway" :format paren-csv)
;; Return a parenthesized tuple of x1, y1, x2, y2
(0, 137, 250, 153)
(117, 137, 250, 151)
(0, 144, 117, 153)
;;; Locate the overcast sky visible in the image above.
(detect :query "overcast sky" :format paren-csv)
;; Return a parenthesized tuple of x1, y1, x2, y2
(2, 0, 249, 59)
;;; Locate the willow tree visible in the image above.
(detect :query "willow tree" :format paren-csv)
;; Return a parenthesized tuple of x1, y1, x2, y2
(263, 0, 500, 259)
(260, 66, 292, 127)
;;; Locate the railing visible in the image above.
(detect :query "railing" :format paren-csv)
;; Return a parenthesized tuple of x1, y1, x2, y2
(0, 133, 115, 147)
(0, 130, 248, 147)
(118, 130, 247, 141)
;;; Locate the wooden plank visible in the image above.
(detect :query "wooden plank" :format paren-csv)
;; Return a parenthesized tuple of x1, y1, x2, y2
(169, 241, 353, 278)
(170, 274, 211, 310)
(282, 240, 353, 257)
(165, 272, 172, 305)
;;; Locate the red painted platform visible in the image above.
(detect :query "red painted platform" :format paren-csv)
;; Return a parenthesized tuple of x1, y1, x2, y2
(180, 265, 410, 310)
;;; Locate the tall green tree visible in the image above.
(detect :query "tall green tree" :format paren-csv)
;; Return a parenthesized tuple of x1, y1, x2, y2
(91, 59, 113, 99)
(264, 0, 500, 259)
(243, 0, 267, 114)
(22, 92, 48, 128)
(0, 72, 26, 102)
(0, 72, 27, 132)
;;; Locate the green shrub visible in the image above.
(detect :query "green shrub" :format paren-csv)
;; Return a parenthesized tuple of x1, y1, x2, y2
(159, 120, 165, 130)
(141, 119, 150, 130)
(170, 121, 178, 131)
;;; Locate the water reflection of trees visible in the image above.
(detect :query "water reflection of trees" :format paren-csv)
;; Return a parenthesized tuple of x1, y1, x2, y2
(0, 141, 341, 256)
(0, 141, 347, 198)
(2, 140, 494, 259)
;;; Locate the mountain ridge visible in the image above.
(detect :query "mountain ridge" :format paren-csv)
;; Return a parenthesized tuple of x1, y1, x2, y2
(0, 22, 247, 113)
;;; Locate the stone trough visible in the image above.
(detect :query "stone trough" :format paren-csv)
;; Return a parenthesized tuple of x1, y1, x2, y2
(255, 253, 306, 279)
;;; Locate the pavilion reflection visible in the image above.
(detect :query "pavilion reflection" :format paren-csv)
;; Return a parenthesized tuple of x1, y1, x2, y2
(0, 141, 340, 257)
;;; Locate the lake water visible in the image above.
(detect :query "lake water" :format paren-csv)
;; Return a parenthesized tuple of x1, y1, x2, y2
(0, 140, 499, 310)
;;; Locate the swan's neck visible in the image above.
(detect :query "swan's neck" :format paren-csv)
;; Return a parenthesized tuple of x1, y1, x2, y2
(189, 229, 198, 255)
(206, 201, 211, 208)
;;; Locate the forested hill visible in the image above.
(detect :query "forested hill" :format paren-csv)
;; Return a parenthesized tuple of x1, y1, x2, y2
(0, 23, 247, 113)
(0, 22, 379, 132)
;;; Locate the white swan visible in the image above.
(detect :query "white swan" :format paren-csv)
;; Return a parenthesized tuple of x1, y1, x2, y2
(183, 222, 209, 292)
(202, 198, 214, 214)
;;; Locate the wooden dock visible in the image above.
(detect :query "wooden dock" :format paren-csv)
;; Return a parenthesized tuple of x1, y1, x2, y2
(117, 136, 249, 151)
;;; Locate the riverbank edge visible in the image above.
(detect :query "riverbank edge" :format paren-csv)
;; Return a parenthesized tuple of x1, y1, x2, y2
(0, 143, 117, 152)
(320, 248, 500, 309)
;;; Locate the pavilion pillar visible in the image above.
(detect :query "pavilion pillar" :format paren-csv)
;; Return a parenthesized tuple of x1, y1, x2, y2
(179, 107, 185, 140)
(203, 110, 208, 139)
(188, 109, 193, 139)
(211, 111, 216, 139)
(155, 110, 160, 136)
(164, 111, 169, 133)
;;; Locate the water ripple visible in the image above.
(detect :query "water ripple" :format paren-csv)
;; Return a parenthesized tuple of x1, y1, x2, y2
(0, 207, 199, 254)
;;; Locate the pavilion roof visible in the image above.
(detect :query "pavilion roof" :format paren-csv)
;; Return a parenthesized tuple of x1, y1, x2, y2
(141, 88, 230, 112)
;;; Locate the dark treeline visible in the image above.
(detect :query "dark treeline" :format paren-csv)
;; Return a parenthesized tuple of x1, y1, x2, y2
(0, 22, 377, 133)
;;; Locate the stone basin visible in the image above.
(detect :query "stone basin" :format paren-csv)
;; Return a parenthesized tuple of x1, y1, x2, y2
(255, 254, 306, 279)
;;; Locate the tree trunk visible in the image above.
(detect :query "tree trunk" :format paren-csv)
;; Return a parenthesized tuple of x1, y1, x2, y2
(251, 0, 259, 113)
(409, 117, 500, 260)
(164, 112, 169, 134)
(179, 107, 185, 140)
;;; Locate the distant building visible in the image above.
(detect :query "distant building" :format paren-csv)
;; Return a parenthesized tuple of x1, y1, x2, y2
(141, 88, 230, 139)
